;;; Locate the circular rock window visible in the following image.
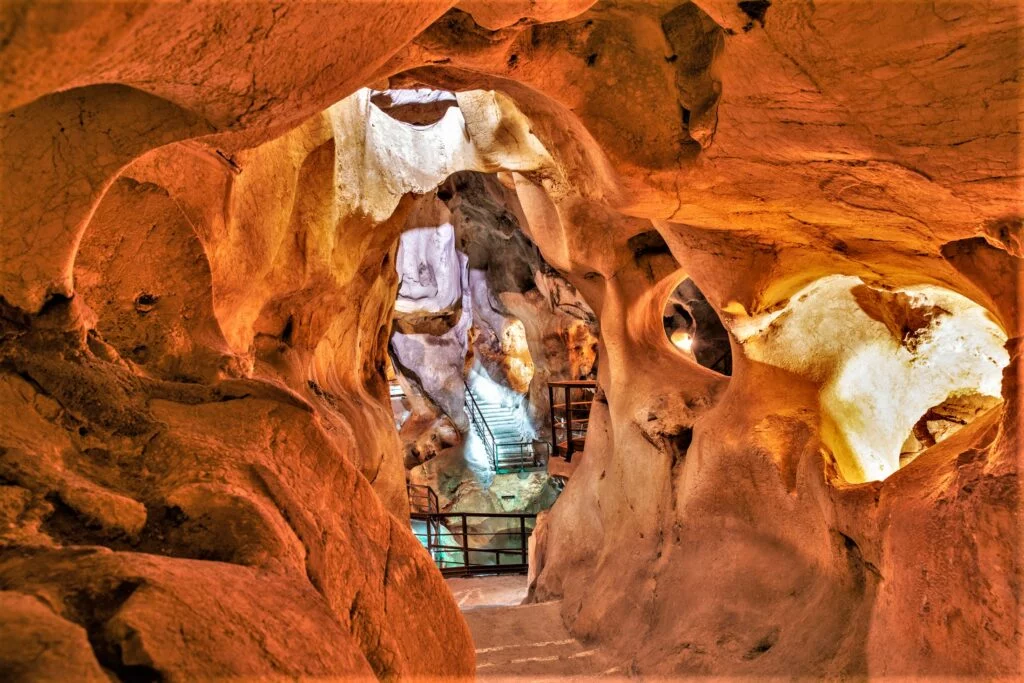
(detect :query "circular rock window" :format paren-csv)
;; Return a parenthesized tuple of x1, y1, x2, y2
(663, 277, 732, 375)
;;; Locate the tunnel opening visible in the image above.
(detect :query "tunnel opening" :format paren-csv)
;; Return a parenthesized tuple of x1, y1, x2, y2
(382, 166, 599, 577)
(730, 274, 1009, 483)
(369, 88, 459, 126)
(663, 276, 733, 375)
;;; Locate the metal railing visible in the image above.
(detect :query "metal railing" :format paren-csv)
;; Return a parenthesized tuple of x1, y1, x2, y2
(408, 480, 537, 576)
(709, 349, 732, 376)
(408, 483, 443, 555)
(463, 379, 498, 469)
(408, 483, 439, 515)
(548, 380, 598, 462)
(388, 378, 406, 398)
(495, 440, 550, 468)
(418, 510, 537, 577)
(463, 380, 547, 472)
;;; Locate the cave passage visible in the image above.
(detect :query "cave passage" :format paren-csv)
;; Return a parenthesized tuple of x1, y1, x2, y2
(383, 160, 599, 580)
(729, 275, 1009, 483)
(664, 276, 732, 374)
(1, 4, 1020, 681)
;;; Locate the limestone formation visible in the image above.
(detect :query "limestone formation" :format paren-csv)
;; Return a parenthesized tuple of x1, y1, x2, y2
(1, 0, 1020, 680)
(393, 173, 593, 521)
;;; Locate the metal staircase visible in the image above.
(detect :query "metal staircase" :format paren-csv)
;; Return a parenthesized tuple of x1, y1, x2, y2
(464, 380, 548, 473)
(388, 377, 405, 399)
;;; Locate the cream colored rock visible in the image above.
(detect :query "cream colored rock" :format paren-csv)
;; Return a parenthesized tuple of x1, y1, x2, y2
(730, 275, 1008, 483)
(396, 224, 462, 318)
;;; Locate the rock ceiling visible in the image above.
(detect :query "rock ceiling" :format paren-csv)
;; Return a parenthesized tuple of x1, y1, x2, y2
(0, 0, 1019, 679)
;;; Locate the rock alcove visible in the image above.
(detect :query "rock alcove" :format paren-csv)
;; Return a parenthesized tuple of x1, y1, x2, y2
(0, 1, 1019, 680)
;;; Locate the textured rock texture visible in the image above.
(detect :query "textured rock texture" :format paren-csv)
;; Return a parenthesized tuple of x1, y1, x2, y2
(393, 174, 594, 524)
(1, 0, 1020, 679)
(391, 172, 596, 483)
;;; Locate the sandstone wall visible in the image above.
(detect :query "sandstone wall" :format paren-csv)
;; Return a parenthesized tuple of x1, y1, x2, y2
(1, 0, 1020, 679)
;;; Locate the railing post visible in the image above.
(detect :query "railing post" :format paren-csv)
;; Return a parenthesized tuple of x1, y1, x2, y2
(461, 514, 469, 572)
(520, 515, 527, 566)
(565, 386, 574, 461)
(549, 382, 557, 456)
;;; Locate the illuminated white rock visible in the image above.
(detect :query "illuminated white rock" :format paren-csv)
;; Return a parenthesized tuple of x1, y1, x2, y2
(395, 224, 461, 316)
(730, 275, 1008, 483)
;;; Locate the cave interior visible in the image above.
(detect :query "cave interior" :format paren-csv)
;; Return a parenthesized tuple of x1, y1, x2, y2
(0, 1, 1020, 680)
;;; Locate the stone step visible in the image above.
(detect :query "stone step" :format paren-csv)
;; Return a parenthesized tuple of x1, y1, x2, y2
(483, 421, 517, 428)
(462, 599, 619, 678)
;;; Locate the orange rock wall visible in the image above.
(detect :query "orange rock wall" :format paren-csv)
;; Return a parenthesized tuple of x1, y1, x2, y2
(0, 0, 1020, 679)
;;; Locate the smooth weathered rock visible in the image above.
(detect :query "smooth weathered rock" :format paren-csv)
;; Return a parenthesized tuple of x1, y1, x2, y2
(1, 1, 1019, 679)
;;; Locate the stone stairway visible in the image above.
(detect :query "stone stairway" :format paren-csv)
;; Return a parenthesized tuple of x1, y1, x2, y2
(462, 598, 620, 680)
(447, 576, 619, 680)
(465, 383, 544, 473)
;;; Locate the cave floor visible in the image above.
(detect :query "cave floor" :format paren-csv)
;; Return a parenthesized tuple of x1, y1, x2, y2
(446, 575, 622, 680)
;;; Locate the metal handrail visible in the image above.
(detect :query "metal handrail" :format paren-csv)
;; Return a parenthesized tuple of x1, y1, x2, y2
(710, 349, 731, 375)
(463, 379, 498, 469)
(548, 380, 597, 462)
(464, 379, 549, 472)
(415, 510, 537, 577)
(407, 482, 439, 515)
(408, 483, 443, 559)
(494, 440, 550, 469)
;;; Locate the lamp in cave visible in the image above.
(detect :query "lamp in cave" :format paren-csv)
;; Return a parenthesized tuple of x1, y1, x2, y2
(671, 330, 694, 353)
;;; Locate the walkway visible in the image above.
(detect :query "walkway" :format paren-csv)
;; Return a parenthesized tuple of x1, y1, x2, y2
(447, 576, 623, 680)
(464, 377, 546, 472)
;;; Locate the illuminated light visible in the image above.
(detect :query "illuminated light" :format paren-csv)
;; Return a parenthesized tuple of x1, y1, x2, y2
(463, 428, 496, 484)
(722, 300, 748, 316)
(464, 364, 538, 484)
(502, 319, 535, 392)
(671, 330, 694, 353)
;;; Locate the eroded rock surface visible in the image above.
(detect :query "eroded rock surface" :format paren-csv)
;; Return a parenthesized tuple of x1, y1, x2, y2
(1, 0, 1020, 679)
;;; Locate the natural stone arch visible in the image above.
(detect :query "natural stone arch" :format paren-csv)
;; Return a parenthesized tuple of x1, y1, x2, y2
(0, 2, 461, 314)
(662, 275, 733, 374)
(730, 274, 1009, 483)
(0, 85, 214, 312)
(73, 176, 238, 384)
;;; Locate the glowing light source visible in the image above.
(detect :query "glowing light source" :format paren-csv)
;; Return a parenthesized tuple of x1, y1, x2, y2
(671, 330, 694, 353)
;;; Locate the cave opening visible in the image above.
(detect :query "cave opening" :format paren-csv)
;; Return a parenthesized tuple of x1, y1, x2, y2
(663, 276, 732, 374)
(380, 150, 599, 579)
(729, 275, 1009, 483)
